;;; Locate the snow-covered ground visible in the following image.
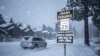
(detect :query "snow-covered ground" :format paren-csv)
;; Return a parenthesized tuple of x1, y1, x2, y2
(90, 38, 100, 55)
(0, 38, 97, 56)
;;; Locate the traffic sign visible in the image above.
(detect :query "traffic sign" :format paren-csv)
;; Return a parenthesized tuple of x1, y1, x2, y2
(57, 32, 74, 43)
(60, 19, 69, 31)
(57, 8, 74, 56)
(57, 9, 74, 20)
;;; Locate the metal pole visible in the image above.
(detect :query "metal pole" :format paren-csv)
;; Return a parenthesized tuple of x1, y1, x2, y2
(64, 44, 66, 56)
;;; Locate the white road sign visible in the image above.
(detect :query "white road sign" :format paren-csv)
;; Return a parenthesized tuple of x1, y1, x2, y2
(57, 32, 74, 43)
(60, 19, 69, 31)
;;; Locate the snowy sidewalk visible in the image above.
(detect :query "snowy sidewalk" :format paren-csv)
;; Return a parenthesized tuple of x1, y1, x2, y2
(23, 38, 97, 56)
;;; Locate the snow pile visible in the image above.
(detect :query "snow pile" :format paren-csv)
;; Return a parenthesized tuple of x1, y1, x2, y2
(90, 38, 100, 55)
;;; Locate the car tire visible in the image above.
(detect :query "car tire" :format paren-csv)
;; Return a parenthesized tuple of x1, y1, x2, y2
(30, 47, 34, 49)
(23, 47, 28, 49)
(34, 44, 38, 48)
(44, 43, 47, 48)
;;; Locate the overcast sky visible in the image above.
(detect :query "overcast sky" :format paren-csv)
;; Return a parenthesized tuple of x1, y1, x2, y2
(0, 0, 66, 29)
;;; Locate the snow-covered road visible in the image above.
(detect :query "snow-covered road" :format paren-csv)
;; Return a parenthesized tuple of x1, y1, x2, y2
(0, 40, 57, 56)
(0, 38, 97, 56)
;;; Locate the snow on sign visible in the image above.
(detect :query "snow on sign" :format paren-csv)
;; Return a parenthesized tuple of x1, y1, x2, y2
(57, 32, 73, 43)
(60, 19, 69, 31)
(57, 9, 74, 20)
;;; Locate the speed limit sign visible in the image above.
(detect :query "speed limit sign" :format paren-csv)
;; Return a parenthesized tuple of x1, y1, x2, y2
(60, 19, 69, 31)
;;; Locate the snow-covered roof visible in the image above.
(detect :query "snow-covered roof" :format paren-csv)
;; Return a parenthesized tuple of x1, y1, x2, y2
(42, 30, 48, 33)
(47, 32, 50, 34)
(33, 28, 42, 32)
(51, 32, 56, 34)
(19, 25, 27, 30)
(0, 29, 8, 34)
(19, 24, 27, 30)
(8, 26, 14, 30)
(24, 28, 30, 32)
(0, 23, 13, 27)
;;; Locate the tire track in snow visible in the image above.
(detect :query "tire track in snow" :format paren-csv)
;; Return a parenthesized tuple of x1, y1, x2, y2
(22, 43, 62, 56)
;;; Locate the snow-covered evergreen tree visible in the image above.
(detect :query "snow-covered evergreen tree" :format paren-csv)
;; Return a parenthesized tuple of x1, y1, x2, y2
(0, 14, 6, 24)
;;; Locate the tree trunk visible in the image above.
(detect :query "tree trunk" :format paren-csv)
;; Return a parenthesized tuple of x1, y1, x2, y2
(84, 6, 90, 46)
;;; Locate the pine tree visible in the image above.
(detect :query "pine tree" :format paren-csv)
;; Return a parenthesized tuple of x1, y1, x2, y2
(68, 0, 100, 46)
(27, 25, 31, 29)
(47, 26, 54, 32)
(0, 14, 6, 24)
(42, 24, 46, 30)
(67, 0, 90, 46)
(17, 23, 22, 27)
(92, 0, 100, 30)
(9, 18, 14, 23)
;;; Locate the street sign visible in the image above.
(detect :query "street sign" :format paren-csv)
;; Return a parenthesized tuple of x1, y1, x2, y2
(57, 8, 74, 56)
(60, 19, 69, 31)
(57, 32, 74, 43)
(57, 9, 74, 20)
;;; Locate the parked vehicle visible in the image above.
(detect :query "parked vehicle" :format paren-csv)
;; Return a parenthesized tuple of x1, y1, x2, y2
(20, 36, 47, 49)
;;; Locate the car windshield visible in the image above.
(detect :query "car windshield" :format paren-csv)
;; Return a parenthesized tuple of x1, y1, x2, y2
(33, 38, 43, 41)
(24, 37, 30, 40)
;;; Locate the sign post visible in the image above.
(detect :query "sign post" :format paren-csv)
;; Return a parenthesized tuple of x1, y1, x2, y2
(64, 44, 66, 56)
(57, 32, 74, 56)
(57, 8, 74, 56)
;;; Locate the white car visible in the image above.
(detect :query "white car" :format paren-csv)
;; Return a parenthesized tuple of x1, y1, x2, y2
(20, 36, 47, 49)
